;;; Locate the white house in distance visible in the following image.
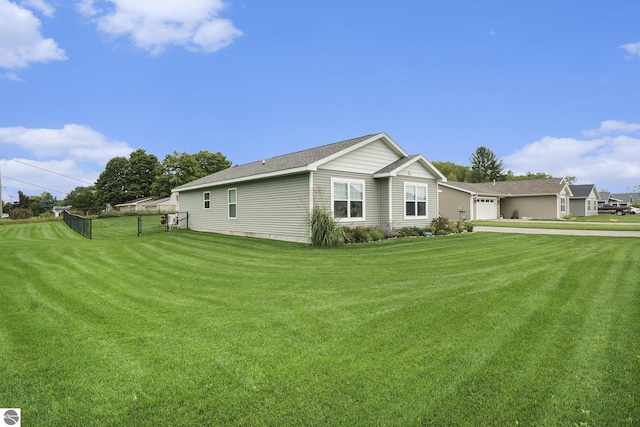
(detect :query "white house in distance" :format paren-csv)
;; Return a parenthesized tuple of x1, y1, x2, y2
(172, 133, 447, 243)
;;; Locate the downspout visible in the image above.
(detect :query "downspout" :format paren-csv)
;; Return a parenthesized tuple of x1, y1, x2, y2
(470, 194, 475, 220)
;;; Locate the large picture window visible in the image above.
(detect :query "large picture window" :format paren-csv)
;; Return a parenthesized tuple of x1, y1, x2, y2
(405, 183, 427, 218)
(332, 179, 364, 220)
(228, 189, 237, 218)
(203, 191, 211, 209)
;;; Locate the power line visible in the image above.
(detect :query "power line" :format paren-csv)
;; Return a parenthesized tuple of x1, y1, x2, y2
(3, 176, 68, 195)
(0, 155, 94, 185)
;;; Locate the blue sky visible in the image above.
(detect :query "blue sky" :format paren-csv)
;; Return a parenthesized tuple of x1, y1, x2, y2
(1, 0, 640, 201)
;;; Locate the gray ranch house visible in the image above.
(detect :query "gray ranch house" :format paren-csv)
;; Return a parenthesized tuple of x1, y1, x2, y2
(569, 184, 600, 217)
(438, 178, 573, 220)
(172, 133, 446, 242)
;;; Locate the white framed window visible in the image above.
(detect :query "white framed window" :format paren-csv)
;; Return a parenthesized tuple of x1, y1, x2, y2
(228, 188, 237, 219)
(405, 183, 427, 218)
(587, 199, 591, 212)
(331, 178, 365, 220)
(203, 191, 211, 209)
(560, 196, 566, 213)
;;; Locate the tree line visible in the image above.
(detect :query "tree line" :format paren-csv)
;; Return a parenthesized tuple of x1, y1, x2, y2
(432, 146, 575, 184)
(2, 149, 231, 217)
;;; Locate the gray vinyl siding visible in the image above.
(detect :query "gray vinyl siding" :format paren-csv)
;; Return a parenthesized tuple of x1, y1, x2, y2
(500, 195, 558, 219)
(570, 199, 587, 217)
(180, 173, 311, 241)
(313, 169, 381, 228)
(439, 186, 473, 221)
(391, 175, 438, 228)
(321, 139, 402, 174)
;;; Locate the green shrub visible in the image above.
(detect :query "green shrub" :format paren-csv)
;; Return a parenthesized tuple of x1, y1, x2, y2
(307, 206, 346, 246)
(398, 226, 423, 237)
(9, 207, 33, 220)
(346, 226, 372, 243)
(369, 227, 385, 241)
(431, 217, 452, 235)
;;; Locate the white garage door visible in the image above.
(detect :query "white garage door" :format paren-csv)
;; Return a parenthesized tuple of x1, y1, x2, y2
(476, 197, 498, 220)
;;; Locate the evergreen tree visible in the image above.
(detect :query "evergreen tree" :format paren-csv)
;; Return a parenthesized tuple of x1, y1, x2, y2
(469, 146, 504, 183)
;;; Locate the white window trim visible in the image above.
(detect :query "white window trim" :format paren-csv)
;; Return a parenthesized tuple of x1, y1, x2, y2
(404, 182, 428, 220)
(331, 177, 366, 222)
(560, 196, 567, 213)
(203, 191, 211, 210)
(228, 188, 237, 219)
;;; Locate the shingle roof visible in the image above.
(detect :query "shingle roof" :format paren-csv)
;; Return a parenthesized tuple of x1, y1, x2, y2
(569, 184, 596, 198)
(374, 154, 421, 175)
(173, 133, 379, 191)
(442, 178, 569, 196)
(611, 193, 640, 203)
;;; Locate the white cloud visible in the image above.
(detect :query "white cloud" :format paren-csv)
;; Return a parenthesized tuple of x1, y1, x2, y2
(1, 158, 98, 197)
(504, 123, 640, 191)
(0, 0, 66, 69)
(0, 124, 133, 196)
(582, 120, 640, 137)
(21, 0, 55, 17)
(619, 41, 640, 59)
(0, 124, 132, 163)
(1, 72, 24, 81)
(78, 0, 243, 54)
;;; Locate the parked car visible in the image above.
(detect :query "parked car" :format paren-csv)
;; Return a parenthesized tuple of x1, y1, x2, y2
(1, 213, 8, 219)
(598, 204, 631, 215)
(629, 207, 640, 215)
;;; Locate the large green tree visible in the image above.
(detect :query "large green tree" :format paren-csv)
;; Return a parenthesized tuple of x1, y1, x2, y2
(469, 146, 504, 183)
(65, 186, 98, 211)
(95, 150, 160, 206)
(431, 161, 471, 182)
(95, 156, 130, 207)
(38, 192, 57, 213)
(127, 149, 160, 199)
(152, 151, 231, 198)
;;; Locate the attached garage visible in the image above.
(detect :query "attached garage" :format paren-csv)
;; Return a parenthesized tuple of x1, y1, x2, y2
(439, 178, 574, 221)
(475, 197, 498, 220)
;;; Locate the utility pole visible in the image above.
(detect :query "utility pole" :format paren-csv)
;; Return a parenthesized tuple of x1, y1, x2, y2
(0, 168, 3, 219)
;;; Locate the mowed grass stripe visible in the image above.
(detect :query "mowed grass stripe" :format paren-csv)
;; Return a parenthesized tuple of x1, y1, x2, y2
(1, 222, 639, 425)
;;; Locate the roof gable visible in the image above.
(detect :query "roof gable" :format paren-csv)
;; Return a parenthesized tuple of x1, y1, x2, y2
(373, 154, 447, 181)
(570, 184, 599, 199)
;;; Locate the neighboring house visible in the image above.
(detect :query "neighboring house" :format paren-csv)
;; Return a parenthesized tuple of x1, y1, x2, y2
(439, 178, 573, 220)
(608, 193, 639, 207)
(569, 184, 600, 217)
(598, 192, 622, 207)
(115, 197, 153, 212)
(52, 206, 72, 217)
(137, 194, 179, 212)
(172, 133, 446, 243)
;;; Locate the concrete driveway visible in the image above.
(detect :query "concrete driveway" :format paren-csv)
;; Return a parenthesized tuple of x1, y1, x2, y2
(474, 225, 640, 237)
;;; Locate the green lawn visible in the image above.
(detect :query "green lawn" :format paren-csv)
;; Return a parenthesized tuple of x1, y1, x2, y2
(1, 222, 639, 426)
